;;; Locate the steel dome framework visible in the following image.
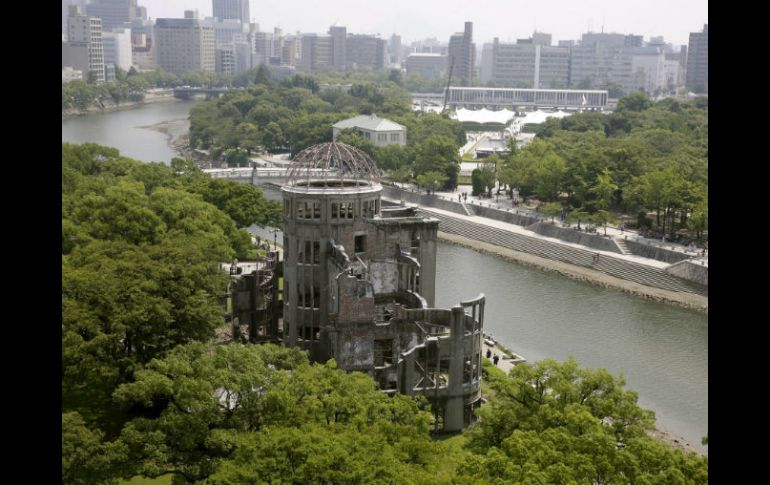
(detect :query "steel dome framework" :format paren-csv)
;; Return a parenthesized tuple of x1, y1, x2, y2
(285, 142, 381, 188)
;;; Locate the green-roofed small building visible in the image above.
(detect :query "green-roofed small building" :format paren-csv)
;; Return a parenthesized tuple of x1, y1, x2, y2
(332, 114, 407, 147)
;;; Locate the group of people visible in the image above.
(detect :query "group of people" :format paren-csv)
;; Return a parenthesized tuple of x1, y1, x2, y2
(457, 192, 469, 202)
(485, 348, 500, 366)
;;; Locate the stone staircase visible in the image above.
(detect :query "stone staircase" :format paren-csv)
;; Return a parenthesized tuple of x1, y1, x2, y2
(419, 208, 707, 297)
(614, 238, 632, 255)
(459, 202, 474, 216)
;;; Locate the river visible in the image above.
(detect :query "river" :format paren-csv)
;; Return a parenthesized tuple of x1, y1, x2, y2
(62, 100, 708, 453)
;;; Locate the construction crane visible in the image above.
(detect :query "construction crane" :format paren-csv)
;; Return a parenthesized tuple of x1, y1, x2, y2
(442, 55, 455, 112)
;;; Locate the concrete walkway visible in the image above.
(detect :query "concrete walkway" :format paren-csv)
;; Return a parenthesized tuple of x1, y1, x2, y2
(483, 340, 520, 374)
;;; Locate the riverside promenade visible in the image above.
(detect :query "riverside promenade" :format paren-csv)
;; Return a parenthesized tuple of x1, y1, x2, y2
(381, 186, 708, 312)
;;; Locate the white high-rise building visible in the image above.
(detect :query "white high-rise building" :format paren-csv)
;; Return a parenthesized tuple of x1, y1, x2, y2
(631, 47, 666, 95)
(66, 6, 105, 83)
(102, 28, 133, 72)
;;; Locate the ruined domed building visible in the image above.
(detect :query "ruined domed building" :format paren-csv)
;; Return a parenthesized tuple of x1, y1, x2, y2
(280, 142, 484, 431)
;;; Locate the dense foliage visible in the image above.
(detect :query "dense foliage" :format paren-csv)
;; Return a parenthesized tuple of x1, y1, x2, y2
(188, 68, 464, 189)
(62, 68, 232, 112)
(62, 144, 279, 432)
(455, 360, 708, 484)
(499, 93, 708, 241)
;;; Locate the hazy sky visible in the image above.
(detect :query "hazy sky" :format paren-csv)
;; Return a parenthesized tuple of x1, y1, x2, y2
(139, 0, 707, 47)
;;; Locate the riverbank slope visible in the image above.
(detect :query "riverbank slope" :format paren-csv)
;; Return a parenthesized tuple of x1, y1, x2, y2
(439, 231, 707, 314)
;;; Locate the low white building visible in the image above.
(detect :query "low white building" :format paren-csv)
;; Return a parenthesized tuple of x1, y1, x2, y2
(332, 114, 407, 147)
(62, 66, 84, 82)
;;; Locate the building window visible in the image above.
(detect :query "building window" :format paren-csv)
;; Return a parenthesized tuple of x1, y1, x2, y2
(312, 241, 320, 265)
(355, 235, 366, 254)
(312, 201, 321, 219)
(297, 240, 320, 265)
(331, 202, 338, 219)
(378, 133, 387, 142)
(390, 133, 399, 142)
(374, 339, 393, 367)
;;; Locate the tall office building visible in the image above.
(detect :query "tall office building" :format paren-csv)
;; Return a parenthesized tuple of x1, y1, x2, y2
(389, 34, 402, 65)
(486, 36, 569, 88)
(448, 22, 475, 85)
(154, 11, 216, 76)
(66, 6, 105, 83)
(62, 0, 89, 38)
(663, 52, 684, 91)
(347, 35, 386, 71)
(203, 18, 248, 46)
(685, 24, 708, 94)
(281, 35, 300, 66)
(479, 43, 494, 85)
(569, 32, 637, 93)
(300, 34, 334, 71)
(329, 26, 347, 70)
(253, 31, 276, 65)
(86, 0, 139, 30)
(406, 53, 447, 79)
(213, 0, 250, 23)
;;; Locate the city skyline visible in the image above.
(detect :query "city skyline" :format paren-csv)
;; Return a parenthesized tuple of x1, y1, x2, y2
(138, 0, 707, 47)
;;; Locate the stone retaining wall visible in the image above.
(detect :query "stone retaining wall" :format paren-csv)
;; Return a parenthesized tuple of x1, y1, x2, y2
(469, 204, 539, 227)
(665, 260, 708, 287)
(624, 239, 691, 264)
(381, 186, 468, 216)
(527, 222, 622, 253)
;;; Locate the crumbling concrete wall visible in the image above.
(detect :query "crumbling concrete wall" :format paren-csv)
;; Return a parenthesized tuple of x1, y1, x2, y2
(370, 261, 399, 294)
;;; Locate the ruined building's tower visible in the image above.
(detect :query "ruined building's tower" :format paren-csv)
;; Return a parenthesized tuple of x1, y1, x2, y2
(281, 142, 482, 431)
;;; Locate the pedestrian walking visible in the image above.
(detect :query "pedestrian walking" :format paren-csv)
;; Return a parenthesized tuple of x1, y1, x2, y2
(493, 355, 499, 366)
(486, 349, 492, 359)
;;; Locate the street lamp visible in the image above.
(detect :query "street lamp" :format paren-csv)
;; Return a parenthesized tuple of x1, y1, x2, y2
(268, 228, 279, 251)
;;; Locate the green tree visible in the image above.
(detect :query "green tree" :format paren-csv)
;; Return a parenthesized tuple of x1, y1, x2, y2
(459, 359, 708, 484)
(414, 135, 461, 189)
(254, 64, 272, 85)
(113, 344, 436, 483)
(617, 91, 653, 112)
(478, 162, 497, 196)
(414, 171, 449, 194)
(539, 202, 563, 223)
(63, 412, 128, 485)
